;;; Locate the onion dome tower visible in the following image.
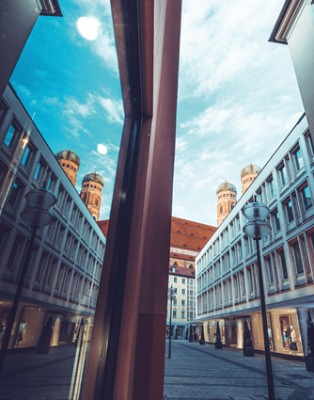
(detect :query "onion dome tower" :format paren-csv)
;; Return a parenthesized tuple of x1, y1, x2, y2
(80, 172, 104, 220)
(55, 150, 80, 186)
(216, 182, 237, 226)
(241, 163, 261, 193)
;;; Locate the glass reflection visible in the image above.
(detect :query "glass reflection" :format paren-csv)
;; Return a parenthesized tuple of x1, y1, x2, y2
(0, 0, 121, 398)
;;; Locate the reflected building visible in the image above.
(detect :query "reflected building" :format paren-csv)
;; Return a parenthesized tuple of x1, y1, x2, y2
(196, 113, 314, 357)
(0, 84, 106, 349)
(80, 173, 104, 220)
(55, 150, 80, 186)
(241, 163, 261, 193)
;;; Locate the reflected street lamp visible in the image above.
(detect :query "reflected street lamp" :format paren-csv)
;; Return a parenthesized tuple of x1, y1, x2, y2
(242, 201, 275, 400)
(168, 285, 176, 359)
(0, 188, 57, 376)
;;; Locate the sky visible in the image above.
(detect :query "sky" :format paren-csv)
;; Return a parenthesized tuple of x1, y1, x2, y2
(11, 0, 304, 227)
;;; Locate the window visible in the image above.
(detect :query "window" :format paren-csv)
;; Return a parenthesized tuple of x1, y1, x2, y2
(182, 288, 186, 295)
(266, 257, 274, 286)
(305, 133, 314, 158)
(300, 185, 312, 211)
(278, 249, 288, 280)
(272, 209, 280, 232)
(8, 180, 23, 206)
(173, 310, 177, 318)
(47, 174, 57, 192)
(293, 242, 304, 275)
(248, 267, 254, 293)
(34, 161, 43, 180)
(182, 278, 186, 284)
(285, 200, 294, 223)
(181, 310, 185, 319)
(21, 146, 32, 167)
(181, 300, 185, 306)
(293, 146, 304, 171)
(3, 123, 20, 148)
(238, 242, 243, 260)
(278, 163, 287, 187)
(0, 101, 7, 125)
(267, 176, 275, 200)
(0, 162, 7, 189)
(174, 277, 177, 283)
(244, 237, 250, 255)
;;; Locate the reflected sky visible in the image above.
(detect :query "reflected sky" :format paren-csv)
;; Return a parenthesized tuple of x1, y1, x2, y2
(11, 0, 121, 220)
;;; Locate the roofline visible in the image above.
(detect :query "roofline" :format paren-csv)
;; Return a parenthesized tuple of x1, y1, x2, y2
(39, 0, 63, 17)
(269, 0, 306, 44)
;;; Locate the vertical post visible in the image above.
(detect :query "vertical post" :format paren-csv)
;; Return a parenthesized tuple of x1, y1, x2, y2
(256, 239, 275, 400)
(168, 286, 173, 359)
(0, 227, 36, 376)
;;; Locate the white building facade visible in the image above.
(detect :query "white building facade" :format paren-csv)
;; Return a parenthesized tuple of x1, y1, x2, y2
(167, 264, 196, 339)
(196, 114, 314, 357)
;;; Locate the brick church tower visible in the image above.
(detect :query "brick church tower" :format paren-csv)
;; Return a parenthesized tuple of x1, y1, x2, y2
(241, 163, 260, 193)
(55, 150, 80, 186)
(216, 182, 237, 226)
(80, 173, 104, 220)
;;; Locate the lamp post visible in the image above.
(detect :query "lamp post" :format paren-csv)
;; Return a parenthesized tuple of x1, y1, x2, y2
(168, 285, 176, 359)
(0, 187, 56, 376)
(242, 201, 275, 400)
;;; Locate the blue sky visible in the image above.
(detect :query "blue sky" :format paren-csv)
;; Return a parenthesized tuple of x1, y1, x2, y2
(11, 0, 304, 226)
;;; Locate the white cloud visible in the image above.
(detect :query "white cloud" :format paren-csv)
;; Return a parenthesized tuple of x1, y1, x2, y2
(172, 0, 304, 226)
(63, 94, 95, 137)
(98, 97, 123, 124)
(72, 0, 118, 73)
(62, 92, 123, 138)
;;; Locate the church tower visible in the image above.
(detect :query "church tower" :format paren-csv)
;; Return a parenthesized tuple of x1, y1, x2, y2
(55, 150, 80, 186)
(80, 173, 104, 220)
(216, 182, 237, 226)
(241, 163, 261, 193)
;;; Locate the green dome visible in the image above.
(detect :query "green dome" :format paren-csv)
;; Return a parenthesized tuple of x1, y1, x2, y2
(82, 173, 104, 186)
(55, 150, 80, 166)
(216, 181, 237, 194)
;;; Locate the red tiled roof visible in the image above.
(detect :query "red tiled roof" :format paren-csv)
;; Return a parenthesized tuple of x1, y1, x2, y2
(97, 220, 109, 237)
(97, 217, 216, 268)
(170, 216, 216, 252)
(169, 264, 195, 278)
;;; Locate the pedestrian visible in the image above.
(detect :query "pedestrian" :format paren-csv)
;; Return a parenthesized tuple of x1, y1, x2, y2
(16, 320, 26, 346)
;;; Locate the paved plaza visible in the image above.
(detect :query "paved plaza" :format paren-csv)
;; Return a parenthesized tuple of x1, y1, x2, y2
(0, 341, 314, 399)
(164, 340, 314, 400)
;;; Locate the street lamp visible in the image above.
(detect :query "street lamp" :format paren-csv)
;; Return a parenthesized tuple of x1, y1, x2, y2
(0, 187, 57, 376)
(168, 285, 176, 359)
(242, 201, 275, 400)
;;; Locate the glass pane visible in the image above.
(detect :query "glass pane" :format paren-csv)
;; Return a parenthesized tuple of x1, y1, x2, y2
(0, 1, 121, 398)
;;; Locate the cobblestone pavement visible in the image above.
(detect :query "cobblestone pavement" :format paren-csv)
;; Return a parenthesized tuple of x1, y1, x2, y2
(1, 340, 314, 399)
(164, 340, 314, 400)
(0, 345, 78, 400)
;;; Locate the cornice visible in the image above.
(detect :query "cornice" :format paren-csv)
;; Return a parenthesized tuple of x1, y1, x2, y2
(269, 0, 308, 44)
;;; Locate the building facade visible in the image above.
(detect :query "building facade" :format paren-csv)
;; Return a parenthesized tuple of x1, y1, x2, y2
(0, 84, 106, 349)
(167, 217, 216, 339)
(196, 113, 314, 358)
(270, 0, 314, 145)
